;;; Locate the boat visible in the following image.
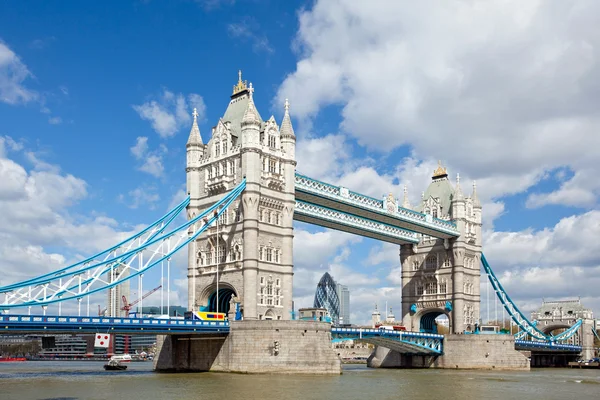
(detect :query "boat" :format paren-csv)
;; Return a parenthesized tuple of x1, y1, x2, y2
(109, 354, 132, 363)
(0, 357, 27, 362)
(103, 359, 127, 371)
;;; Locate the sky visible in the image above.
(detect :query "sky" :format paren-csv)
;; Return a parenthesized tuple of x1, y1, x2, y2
(1, 0, 600, 325)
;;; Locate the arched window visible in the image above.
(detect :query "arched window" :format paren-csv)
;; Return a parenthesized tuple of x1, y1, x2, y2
(426, 255, 437, 269)
(266, 248, 273, 262)
(432, 208, 438, 218)
(215, 142, 220, 157)
(222, 139, 228, 155)
(269, 134, 276, 149)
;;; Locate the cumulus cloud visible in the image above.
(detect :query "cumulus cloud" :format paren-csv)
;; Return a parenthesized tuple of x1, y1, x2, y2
(118, 185, 161, 210)
(278, 0, 600, 207)
(133, 90, 206, 138)
(130, 136, 167, 178)
(0, 41, 38, 105)
(0, 138, 140, 286)
(227, 17, 273, 54)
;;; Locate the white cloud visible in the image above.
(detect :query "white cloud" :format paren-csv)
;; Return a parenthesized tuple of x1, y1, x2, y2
(526, 168, 598, 209)
(119, 185, 161, 210)
(278, 0, 600, 207)
(0, 41, 38, 105)
(227, 18, 274, 54)
(129, 136, 167, 178)
(48, 116, 62, 125)
(133, 90, 206, 138)
(0, 140, 142, 288)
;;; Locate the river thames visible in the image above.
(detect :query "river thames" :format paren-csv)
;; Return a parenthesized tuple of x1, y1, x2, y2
(1, 361, 599, 400)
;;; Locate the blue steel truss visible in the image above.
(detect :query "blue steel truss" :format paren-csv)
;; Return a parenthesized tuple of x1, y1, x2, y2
(514, 340, 581, 353)
(482, 254, 582, 344)
(0, 314, 229, 335)
(331, 327, 443, 355)
(294, 200, 420, 245)
(0, 180, 246, 310)
(295, 173, 459, 238)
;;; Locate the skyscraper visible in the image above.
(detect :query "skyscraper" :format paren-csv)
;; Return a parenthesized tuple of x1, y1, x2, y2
(336, 284, 350, 325)
(107, 266, 130, 317)
(313, 272, 340, 323)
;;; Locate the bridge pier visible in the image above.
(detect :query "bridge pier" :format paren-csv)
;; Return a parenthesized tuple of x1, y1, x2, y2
(368, 335, 529, 370)
(154, 320, 341, 374)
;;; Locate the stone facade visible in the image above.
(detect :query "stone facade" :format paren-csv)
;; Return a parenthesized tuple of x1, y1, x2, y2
(154, 320, 341, 374)
(367, 334, 529, 370)
(401, 164, 482, 334)
(186, 72, 296, 320)
(531, 299, 596, 360)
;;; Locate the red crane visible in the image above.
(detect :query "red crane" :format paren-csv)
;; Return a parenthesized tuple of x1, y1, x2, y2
(121, 285, 162, 315)
(120, 285, 162, 355)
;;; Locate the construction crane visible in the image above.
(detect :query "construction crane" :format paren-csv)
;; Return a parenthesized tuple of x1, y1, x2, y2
(98, 305, 107, 316)
(121, 285, 162, 315)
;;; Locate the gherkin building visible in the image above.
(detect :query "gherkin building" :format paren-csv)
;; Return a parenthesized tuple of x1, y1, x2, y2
(313, 272, 340, 323)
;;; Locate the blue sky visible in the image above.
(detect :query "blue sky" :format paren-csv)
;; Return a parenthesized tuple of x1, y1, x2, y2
(1, 0, 600, 324)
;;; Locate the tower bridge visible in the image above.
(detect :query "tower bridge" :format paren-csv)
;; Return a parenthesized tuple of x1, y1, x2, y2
(0, 72, 596, 373)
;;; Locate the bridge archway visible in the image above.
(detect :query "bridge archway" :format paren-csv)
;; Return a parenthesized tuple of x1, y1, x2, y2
(200, 283, 238, 315)
(541, 323, 571, 336)
(416, 308, 449, 334)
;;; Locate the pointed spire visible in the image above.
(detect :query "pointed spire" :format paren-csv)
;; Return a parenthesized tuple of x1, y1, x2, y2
(472, 181, 481, 206)
(187, 107, 203, 145)
(280, 98, 296, 139)
(241, 83, 260, 126)
(402, 184, 411, 209)
(454, 172, 464, 199)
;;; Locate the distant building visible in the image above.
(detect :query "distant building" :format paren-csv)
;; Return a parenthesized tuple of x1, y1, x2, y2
(371, 304, 381, 328)
(313, 272, 341, 324)
(336, 284, 350, 325)
(298, 307, 330, 322)
(107, 266, 130, 317)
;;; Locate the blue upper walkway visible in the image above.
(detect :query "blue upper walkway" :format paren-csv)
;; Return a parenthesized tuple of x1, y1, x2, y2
(295, 173, 459, 240)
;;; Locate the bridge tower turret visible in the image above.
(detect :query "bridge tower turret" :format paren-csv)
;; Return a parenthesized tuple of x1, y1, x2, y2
(187, 71, 295, 321)
(401, 163, 482, 334)
(279, 99, 296, 317)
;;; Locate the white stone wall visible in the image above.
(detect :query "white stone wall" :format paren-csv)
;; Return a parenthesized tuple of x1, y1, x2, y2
(186, 84, 295, 321)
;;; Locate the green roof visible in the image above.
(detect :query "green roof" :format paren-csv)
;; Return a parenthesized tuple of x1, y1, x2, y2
(222, 90, 263, 138)
(418, 177, 455, 218)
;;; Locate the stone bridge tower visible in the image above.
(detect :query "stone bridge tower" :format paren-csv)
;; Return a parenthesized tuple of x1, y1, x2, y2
(186, 72, 296, 320)
(400, 163, 482, 334)
(531, 299, 596, 360)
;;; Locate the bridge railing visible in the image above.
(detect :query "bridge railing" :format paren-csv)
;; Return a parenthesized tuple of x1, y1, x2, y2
(295, 173, 458, 235)
(0, 314, 229, 333)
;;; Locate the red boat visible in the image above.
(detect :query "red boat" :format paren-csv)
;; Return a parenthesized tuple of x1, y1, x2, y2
(0, 357, 27, 362)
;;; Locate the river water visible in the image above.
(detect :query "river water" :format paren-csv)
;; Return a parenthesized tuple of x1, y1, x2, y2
(1, 361, 599, 400)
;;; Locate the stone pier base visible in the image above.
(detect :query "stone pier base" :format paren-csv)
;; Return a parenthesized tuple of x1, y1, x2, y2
(154, 320, 341, 374)
(368, 334, 529, 370)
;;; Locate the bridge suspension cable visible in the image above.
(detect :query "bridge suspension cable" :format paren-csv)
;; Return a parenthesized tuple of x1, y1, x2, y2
(0, 196, 190, 292)
(482, 253, 582, 343)
(0, 180, 246, 310)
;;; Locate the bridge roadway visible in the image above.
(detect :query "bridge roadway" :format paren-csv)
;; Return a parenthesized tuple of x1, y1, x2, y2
(514, 340, 582, 353)
(295, 173, 459, 239)
(0, 314, 229, 335)
(331, 327, 444, 355)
